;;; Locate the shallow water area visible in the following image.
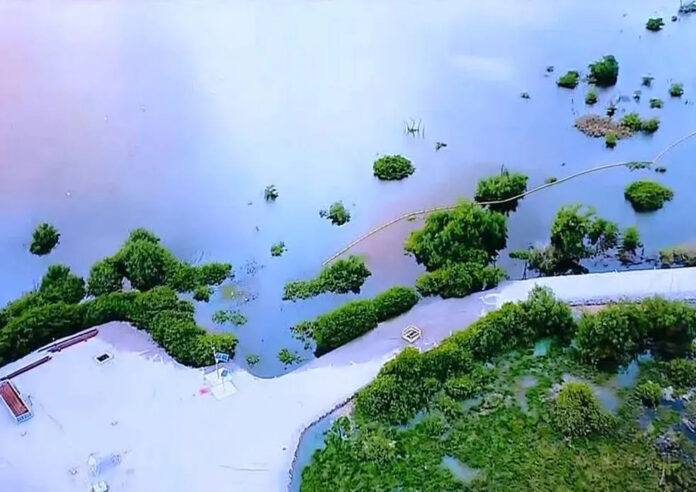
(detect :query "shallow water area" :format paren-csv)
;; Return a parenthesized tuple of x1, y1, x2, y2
(441, 456, 482, 484)
(1, 1, 696, 378)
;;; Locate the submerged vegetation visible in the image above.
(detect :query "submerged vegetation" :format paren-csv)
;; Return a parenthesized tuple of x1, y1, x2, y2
(0, 229, 237, 368)
(474, 168, 529, 213)
(278, 348, 303, 366)
(650, 98, 664, 109)
(291, 286, 419, 353)
(624, 180, 674, 212)
(303, 289, 696, 491)
(660, 246, 696, 267)
(212, 309, 248, 326)
(373, 154, 415, 181)
(283, 255, 371, 301)
(30, 223, 60, 256)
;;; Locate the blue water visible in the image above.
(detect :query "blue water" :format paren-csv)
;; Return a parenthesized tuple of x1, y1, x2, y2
(441, 455, 481, 484)
(289, 411, 339, 492)
(1, 1, 695, 376)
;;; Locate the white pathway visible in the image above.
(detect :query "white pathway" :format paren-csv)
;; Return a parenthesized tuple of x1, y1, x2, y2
(1, 267, 695, 492)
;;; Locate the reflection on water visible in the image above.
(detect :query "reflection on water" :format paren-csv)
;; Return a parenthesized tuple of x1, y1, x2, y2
(441, 455, 482, 484)
(1, 1, 696, 375)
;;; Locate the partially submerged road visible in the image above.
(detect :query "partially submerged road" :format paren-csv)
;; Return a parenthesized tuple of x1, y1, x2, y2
(1, 267, 695, 492)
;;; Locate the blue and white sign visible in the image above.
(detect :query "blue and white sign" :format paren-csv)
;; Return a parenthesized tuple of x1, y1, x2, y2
(214, 352, 230, 363)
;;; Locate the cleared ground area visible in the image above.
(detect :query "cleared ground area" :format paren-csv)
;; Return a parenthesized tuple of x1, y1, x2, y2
(1, 267, 696, 492)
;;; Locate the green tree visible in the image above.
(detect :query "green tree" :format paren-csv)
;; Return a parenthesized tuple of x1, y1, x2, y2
(372, 287, 420, 321)
(313, 300, 378, 353)
(283, 255, 371, 300)
(30, 223, 60, 256)
(405, 200, 507, 271)
(588, 55, 619, 87)
(87, 258, 123, 296)
(38, 265, 85, 304)
(669, 83, 684, 97)
(620, 226, 642, 254)
(646, 17, 664, 31)
(119, 239, 177, 291)
(323, 201, 351, 226)
(373, 155, 415, 181)
(415, 262, 505, 298)
(557, 70, 580, 88)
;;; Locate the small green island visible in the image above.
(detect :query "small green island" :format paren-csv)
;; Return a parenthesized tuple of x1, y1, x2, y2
(624, 180, 674, 212)
(373, 154, 415, 181)
(30, 223, 60, 256)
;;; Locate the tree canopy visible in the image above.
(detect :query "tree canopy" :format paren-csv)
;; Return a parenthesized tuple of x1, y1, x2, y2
(624, 180, 674, 212)
(588, 55, 619, 87)
(373, 155, 415, 181)
(30, 223, 60, 256)
(474, 169, 529, 213)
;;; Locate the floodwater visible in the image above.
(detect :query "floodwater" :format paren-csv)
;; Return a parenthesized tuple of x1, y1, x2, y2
(1, 1, 696, 376)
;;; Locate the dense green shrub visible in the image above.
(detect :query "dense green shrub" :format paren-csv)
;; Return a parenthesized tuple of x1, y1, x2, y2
(87, 258, 123, 296)
(0, 303, 85, 365)
(621, 113, 642, 132)
(283, 255, 371, 300)
(313, 300, 378, 353)
(196, 263, 232, 286)
(635, 381, 662, 407)
(126, 228, 161, 244)
(30, 223, 60, 255)
(193, 285, 212, 302)
(443, 374, 478, 400)
(246, 354, 260, 366)
(119, 239, 177, 291)
(588, 55, 619, 87)
(669, 83, 684, 97)
(663, 359, 696, 392)
(649, 98, 664, 109)
(557, 70, 580, 88)
(646, 17, 664, 31)
(585, 89, 598, 105)
(38, 265, 85, 304)
(415, 262, 505, 298)
(642, 297, 696, 359)
(373, 155, 415, 181)
(372, 286, 419, 321)
(640, 117, 660, 134)
(81, 292, 138, 327)
(521, 286, 576, 340)
(605, 132, 617, 148)
(624, 180, 673, 212)
(474, 169, 529, 213)
(620, 226, 642, 255)
(553, 382, 615, 437)
(405, 200, 507, 271)
(355, 374, 433, 425)
(575, 303, 648, 367)
(323, 201, 351, 226)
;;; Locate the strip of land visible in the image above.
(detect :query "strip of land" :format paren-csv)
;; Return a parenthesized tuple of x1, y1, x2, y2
(1, 267, 695, 492)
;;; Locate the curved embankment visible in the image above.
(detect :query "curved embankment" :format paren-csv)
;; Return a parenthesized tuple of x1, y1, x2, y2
(3, 268, 696, 492)
(287, 266, 696, 489)
(322, 128, 696, 266)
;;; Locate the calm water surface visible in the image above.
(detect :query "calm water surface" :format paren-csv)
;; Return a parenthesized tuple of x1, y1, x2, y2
(1, 1, 695, 376)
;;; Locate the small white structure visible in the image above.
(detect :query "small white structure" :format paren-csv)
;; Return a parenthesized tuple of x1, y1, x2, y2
(90, 481, 109, 492)
(401, 325, 422, 343)
(203, 367, 237, 400)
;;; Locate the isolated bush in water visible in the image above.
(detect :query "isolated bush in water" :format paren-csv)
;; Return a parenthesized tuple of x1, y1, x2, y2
(585, 89, 598, 105)
(30, 223, 60, 256)
(621, 113, 642, 132)
(474, 169, 529, 213)
(640, 117, 660, 134)
(373, 154, 415, 181)
(283, 255, 371, 300)
(320, 201, 351, 226)
(669, 83, 684, 97)
(38, 265, 85, 305)
(624, 180, 673, 212)
(646, 17, 665, 31)
(588, 55, 619, 87)
(270, 241, 286, 257)
(605, 132, 617, 148)
(87, 258, 123, 296)
(557, 70, 580, 88)
(554, 382, 615, 437)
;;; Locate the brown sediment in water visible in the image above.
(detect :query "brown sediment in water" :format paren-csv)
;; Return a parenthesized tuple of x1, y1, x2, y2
(574, 114, 632, 138)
